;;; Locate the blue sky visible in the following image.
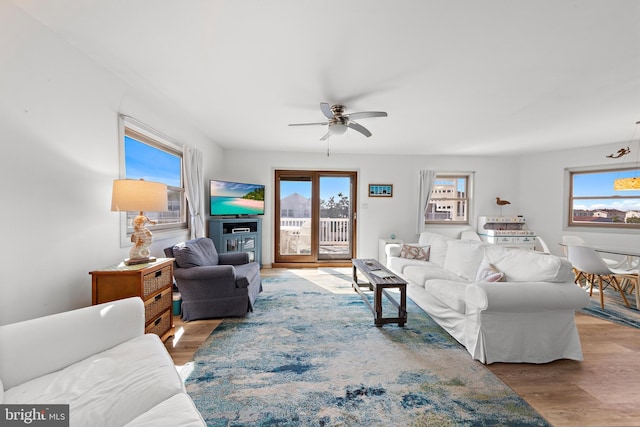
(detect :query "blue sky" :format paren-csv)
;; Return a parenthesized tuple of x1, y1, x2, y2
(125, 136, 181, 187)
(573, 169, 640, 211)
(435, 178, 466, 193)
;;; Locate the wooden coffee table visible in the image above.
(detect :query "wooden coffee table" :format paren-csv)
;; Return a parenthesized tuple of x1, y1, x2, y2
(352, 258, 407, 327)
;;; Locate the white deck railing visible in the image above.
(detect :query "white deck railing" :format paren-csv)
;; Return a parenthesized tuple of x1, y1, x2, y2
(280, 217, 350, 246)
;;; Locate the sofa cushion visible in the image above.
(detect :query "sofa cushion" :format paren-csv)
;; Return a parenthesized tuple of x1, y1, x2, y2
(418, 232, 451, 267)
(389, 257, 436, 274)
(4, 334, 184, 427)
(402, 265, 469, 286)
(173, 238, 219, 268)
(399, 244, 430, 260)
(424, 279, 470, 313)
(483, 246, 572, 282)
(442, 240, 485, 281)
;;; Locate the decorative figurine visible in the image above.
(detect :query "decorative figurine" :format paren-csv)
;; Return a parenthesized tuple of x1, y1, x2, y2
(606, 147, 630, 159)
(128, 215, 157, 264)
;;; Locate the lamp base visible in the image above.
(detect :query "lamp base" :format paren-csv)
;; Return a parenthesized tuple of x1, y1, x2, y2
(125, 256, 157, 266)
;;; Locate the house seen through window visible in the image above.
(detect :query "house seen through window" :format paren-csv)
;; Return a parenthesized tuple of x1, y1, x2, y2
(425, 175, 470, 224)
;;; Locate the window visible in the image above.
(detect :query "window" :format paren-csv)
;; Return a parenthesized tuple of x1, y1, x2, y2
(119, 116, 187, 240)
(569, 167, 640, 228)
(425, 174, 470, 224)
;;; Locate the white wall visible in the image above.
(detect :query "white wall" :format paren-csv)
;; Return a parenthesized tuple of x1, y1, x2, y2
(0, 3, 223, 324)
(220, 150, 521, 265)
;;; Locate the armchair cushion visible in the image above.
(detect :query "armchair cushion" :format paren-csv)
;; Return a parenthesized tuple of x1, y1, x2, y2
(172, 238, 219, 268)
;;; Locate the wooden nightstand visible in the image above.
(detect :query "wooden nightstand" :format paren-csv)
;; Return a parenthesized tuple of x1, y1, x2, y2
(89, 258, 175, 342)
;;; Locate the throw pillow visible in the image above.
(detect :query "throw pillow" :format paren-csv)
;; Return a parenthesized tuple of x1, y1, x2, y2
(399, 244, 430, 261)
(475, 261, 506, 282)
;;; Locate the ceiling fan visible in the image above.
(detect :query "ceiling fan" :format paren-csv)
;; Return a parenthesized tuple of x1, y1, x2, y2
(289, 102, 388, 140)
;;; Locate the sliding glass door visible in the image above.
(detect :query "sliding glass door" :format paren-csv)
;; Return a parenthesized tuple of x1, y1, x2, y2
(275, 170, 357, 265)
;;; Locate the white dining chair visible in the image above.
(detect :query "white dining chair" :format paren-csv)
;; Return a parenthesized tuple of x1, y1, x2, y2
(562, 235, 625, 268)
(566, 244, 633, 309)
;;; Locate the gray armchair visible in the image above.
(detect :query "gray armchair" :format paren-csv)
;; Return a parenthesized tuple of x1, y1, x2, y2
(164, 237, 262, 321)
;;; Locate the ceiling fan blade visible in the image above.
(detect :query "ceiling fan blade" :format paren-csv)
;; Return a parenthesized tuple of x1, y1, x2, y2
(320, 102, 334, 119)
(288, 122, 328, 126)
(345, 111, 388, 120)
(347, 121, 372, 137)
(320, 131, 331, 141)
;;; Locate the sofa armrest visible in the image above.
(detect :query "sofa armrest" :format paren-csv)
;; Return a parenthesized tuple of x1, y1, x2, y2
(218, 252, 249, 265)
(0, 297, 145, 390)
(465, 281, 590, 314)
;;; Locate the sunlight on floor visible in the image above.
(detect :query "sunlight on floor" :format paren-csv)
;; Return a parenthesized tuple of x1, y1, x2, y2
(169, 326, 185, 348)
(287, 267, 355, 294)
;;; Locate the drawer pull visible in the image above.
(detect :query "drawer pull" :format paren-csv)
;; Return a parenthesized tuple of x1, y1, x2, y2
(155, 294, 162, 301)
(155, 271, 162, 278)
(154, 317, 162, 326)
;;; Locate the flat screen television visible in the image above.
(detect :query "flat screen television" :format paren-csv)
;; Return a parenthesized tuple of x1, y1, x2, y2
(209, 180, 265, 216)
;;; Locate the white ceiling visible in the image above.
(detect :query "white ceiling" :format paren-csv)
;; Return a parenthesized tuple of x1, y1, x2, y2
(13, 0, 640, 156)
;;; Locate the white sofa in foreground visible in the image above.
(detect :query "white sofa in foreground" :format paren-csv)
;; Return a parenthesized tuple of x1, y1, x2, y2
(0, 297, 205, 427)
(386, 231, 591, 364)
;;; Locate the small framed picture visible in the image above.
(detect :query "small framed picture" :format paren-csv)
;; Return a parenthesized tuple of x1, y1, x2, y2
(369, 184, 393, 197)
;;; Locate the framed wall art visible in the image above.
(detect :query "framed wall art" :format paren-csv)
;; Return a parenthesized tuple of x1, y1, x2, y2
(368, 184, 393, 197)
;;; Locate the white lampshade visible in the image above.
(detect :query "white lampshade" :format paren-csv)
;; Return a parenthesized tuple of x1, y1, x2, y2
(111, 179, 168, 212)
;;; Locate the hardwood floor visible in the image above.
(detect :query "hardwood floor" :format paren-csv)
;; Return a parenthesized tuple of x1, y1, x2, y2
(164, 268, 640, 427)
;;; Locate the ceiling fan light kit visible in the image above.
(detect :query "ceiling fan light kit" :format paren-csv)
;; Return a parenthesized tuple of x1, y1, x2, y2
(289, 102, 388, 141)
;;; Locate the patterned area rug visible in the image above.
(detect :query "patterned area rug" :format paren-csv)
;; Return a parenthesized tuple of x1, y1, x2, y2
(578, 285, 640, 329)
(182, 270, 550, 426)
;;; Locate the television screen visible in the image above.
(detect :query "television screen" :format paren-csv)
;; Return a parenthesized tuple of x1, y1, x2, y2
(210, 180, 265, 216)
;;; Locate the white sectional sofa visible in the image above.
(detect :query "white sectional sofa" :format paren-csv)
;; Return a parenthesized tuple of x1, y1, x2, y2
(0, 297, 205, 427)
(386, 231, 591, 364)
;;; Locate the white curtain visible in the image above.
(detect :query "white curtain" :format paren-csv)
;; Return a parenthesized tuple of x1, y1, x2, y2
(417, 170, 437, 234)
(184, 145, 205, 238)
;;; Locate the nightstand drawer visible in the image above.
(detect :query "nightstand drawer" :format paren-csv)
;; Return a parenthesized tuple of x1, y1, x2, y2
(143, 265, 172, 297)
(145, 309, 171, 336)
(144, 287, 172, 324)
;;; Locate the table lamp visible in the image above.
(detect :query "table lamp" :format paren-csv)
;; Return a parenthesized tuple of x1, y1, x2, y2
(111, 178, 168, 265)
